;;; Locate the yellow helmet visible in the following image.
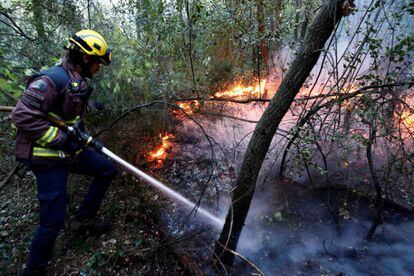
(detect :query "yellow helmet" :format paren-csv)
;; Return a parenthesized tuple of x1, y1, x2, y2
(68, 29, 112, 65)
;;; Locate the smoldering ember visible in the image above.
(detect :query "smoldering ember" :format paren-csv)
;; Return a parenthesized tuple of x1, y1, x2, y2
(0, 0, 413, 275)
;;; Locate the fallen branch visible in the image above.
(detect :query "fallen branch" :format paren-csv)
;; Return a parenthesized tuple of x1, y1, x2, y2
(174, 82, 414, 105)
(175, 97, 270, 104)
(0, 106, 14, 112)
(201, 111, 259, 124)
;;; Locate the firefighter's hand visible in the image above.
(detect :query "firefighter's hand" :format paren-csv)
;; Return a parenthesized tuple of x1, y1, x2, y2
(62, 135, 83, 154)
(69, 120, 92, 148)
(90, 138, 104, 151)
(68, 120, 103, 152)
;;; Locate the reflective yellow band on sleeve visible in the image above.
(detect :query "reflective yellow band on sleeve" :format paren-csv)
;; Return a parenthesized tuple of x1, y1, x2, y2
(33, 147, 67, 158)
(48, 112, 62, 121)
(36, 126, 59, 147)
(47, 112, 80, 126)
(65, 115, 81, 125)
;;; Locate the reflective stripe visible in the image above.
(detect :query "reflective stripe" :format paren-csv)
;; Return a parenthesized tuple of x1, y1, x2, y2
(65, 115, 81, 125)
(36, 126, 59, 146)
(33, 147, 67, 158)
(48, 112, 62, 120)
(47, 112, 80, 126)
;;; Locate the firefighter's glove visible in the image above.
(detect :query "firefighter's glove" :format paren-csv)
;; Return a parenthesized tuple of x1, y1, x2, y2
(68, 120, 104, 152)
(68, 120, 92, 150)
(62, 134, 83, 154)
(90, 138, 104, 152)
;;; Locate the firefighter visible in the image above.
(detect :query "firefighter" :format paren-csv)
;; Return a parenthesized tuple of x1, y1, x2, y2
(11, 30, 117, 275)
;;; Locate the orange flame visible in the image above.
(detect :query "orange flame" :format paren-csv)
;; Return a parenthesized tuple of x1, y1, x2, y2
(402, 110, 414, 131)
(176, 100, 201, 115)
(147, 133, 175, 167)
(214, 80, 266, 99)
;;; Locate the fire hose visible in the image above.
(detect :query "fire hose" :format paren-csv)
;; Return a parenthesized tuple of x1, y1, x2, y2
(1, 106, 223, 226)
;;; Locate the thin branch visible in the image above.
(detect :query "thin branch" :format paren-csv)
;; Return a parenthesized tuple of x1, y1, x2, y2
(201, 111, 259, 123)
(174, 82, 414, 105)
(0, 164, 19, 191)
(215, 241, 264, 276)
(0, 11, 35, 41)
(279, 81, 414, 178)
(97, 100, 218, 222)
(175, 96, 270, 104)
(0, 106, 14, 112)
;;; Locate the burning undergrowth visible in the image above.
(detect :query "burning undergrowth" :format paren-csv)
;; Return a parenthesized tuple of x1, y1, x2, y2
(137, 50, 414, 271)
(146, 133, 175, 168)
(213, 79, 267, 100)
(143, 90, 414, 274)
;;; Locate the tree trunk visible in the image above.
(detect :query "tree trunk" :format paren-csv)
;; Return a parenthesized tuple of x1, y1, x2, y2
(214, 0, 353, 267)
(365, 121, 384, 240)
(87, 0, 91, 28)
(257, 0, 269, 69)
(300, 9, 311, 41)
(264, 0, 283, 98)
(185, 0, 197, 93)
(31, 0, 46, 40)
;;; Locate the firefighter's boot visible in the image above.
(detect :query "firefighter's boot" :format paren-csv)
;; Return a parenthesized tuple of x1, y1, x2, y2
(71, 217, 111, 236)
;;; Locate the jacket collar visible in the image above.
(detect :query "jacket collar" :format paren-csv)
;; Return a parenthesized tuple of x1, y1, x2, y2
(60, 56, 90, 91)
(61, 56, 85, 81)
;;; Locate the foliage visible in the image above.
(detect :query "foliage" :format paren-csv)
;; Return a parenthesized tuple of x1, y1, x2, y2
(1, 0, 414, 273)
(0, 0, 321, 109)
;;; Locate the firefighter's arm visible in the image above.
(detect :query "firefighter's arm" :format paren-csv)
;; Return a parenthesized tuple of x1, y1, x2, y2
(11, 76, 67, 148)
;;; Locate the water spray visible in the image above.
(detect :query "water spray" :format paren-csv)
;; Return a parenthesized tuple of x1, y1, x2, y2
(2, 106, 224, 227)
(101, 147, 224, 226)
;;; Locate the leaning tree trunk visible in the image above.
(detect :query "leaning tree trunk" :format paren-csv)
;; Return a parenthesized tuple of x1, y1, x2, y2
(214, 0, 354, 267)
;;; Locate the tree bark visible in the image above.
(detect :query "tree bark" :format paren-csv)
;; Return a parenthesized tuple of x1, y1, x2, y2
(257, 0, 269, 69)
(31, 0, 46, 40)
(185, 0, 197, 93)
(365, 121, 384, 240)
(214, 0, 353, 267)
(263, 0, 282, 98)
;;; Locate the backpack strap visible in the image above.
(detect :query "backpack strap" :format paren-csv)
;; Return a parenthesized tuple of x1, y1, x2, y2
(30, 65, 70, 93)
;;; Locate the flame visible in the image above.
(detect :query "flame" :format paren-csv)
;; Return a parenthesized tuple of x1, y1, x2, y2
(214, 80, 266, 99)
(340, 84, 360, 94)
(402, 110, 414, 131)
(147, 133, 175, 167)
(176, 100, 200, 115)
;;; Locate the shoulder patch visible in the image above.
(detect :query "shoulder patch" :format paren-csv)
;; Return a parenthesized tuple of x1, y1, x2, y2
(30, 79, 48, 91)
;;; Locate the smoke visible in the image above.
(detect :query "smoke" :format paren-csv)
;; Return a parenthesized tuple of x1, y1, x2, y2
(156, 0, 414, 273)
(236, 185, 414, 275)
(162, 104, 414, 274)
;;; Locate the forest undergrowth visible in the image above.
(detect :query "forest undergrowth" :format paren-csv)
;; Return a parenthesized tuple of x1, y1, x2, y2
(0, 112, 196, 275)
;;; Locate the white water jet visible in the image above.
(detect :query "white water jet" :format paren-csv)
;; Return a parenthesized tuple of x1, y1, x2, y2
(101, 147, 224, 227)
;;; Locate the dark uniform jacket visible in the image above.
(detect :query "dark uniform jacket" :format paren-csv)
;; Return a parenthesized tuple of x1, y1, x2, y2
(12, 57, 91, 161)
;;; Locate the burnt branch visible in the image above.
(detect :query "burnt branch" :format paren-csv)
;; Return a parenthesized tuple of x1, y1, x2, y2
(174, 82, 413, 106)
